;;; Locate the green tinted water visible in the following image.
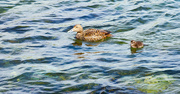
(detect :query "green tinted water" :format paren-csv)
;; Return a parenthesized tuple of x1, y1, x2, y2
(0, 0, 179, 93)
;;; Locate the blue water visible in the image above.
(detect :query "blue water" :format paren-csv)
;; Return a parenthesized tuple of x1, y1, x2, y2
(0, 0, 180, 93)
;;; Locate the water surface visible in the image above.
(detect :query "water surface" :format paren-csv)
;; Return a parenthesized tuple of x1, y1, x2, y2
(0, 0, 180, 93)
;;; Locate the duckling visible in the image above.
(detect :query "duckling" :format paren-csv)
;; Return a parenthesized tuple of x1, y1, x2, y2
(68, 24, 112, 42)
(130, 40, 144, 48)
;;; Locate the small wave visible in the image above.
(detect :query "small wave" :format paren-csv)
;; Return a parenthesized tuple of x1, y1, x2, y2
(2, 26, 32, 34)
(3, 35, 58, 43)
(0, 57, 60, 67)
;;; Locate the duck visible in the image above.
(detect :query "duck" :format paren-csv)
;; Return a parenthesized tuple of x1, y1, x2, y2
(68, 24, 112, 42)
(130, 40, 144, 48)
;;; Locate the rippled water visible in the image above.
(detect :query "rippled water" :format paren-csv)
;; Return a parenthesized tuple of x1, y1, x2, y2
(0, 0, 180, 93)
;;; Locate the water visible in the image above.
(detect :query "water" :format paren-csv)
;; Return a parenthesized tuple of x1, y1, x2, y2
(0, 0, 180, 93)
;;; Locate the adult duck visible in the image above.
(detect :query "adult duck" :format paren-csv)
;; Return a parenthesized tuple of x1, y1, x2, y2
(68, 24, 112, 42)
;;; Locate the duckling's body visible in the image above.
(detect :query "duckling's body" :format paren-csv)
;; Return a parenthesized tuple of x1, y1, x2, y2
(130, 40, 144, 48)
(68, 24, 112, 42)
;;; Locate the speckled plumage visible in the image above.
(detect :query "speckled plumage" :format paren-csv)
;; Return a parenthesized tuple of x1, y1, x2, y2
(130, 40, 144, 48)
(68, 24, 112, 42)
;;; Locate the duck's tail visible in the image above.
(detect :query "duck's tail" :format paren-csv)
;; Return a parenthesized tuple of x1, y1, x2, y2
(106, 33, 113, 37)
(104, 30, 112, 37)
(144, 44, 148, 46)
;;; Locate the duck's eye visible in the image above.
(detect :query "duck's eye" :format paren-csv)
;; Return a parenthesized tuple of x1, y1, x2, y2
(131, 41, 135, 44)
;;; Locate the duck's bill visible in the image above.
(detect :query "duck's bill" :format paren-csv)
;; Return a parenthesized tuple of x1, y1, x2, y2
(68, 29, 74, 33)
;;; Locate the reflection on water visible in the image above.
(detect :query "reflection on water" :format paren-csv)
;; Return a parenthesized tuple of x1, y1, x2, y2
(72, 40, 83, 46)
(0, 0, 180, 93)
(131, 47, 143, 54)
(72, 39, 101, 47)
(74, 51, 104, 60)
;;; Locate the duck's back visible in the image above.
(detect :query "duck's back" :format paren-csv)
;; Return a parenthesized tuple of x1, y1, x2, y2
(76, 29, 112, 41)
(136, 41, 144, 48)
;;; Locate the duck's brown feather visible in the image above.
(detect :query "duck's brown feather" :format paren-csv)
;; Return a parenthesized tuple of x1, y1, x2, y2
(136, 41, 143, 47)
(131, 41, 144, 48)
(76, 29, 112, 42)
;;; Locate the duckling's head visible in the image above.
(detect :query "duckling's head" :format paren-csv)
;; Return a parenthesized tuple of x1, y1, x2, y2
(131, 40, 137, 48)
(131, 40, 136, 45)
(68, 24, 83, 33)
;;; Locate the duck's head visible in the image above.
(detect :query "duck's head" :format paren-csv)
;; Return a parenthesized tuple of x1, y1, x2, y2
(68, 24, 83, 33)
(131, 40, 136, 45)
(131, 40, 137, 47)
